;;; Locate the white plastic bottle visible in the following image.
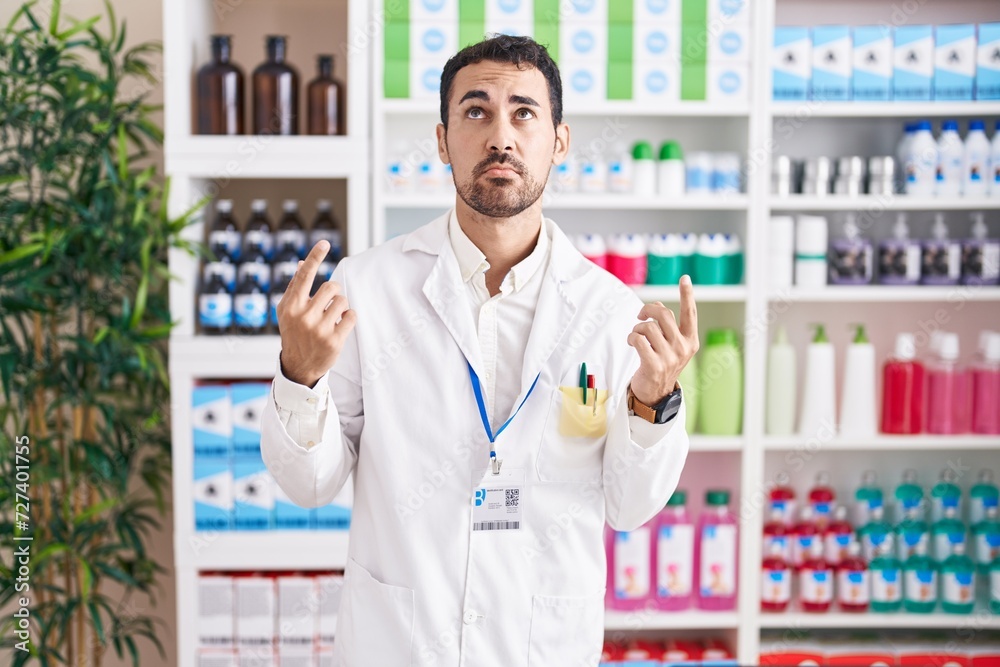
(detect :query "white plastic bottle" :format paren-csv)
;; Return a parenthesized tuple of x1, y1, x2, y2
(766, 325, 797, 436)
(905, 120, 938, 197)
(685, 152, 713, 196)
(991, 121, 1000, 197)
(632, 141, 657, 197)
(840, 324, 877, 439)
(579, 152, 608, 194)
(799, 324, 838, 439)
(963, 120, 992, 198)
(554, 155, 580, 193)
(897, 123, 916, 193)
(657, 141, 686, 197)
(608, 142, 634, 194)
(936, 120, 964, 198)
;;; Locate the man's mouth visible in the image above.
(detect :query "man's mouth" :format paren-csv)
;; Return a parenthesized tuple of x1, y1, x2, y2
(482, 166, 519, 178)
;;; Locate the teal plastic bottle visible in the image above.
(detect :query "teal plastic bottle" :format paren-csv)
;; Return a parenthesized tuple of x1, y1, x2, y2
(893, 468, 925, 524)
(930, 468, 963, 524)
(991, 554, 1000, 613)
(972, 506, 1000, 573)
(970, 469, 999, 526)
(869, 542, 903, 612)
(903, 542, 938, 613)
(853, 470, 883, 528)
(859, 506, 893, 563)
(895, 506, 930, 561)
(941, 541, 976, 614)
(932, 506, 967, 564)
(697, 329, 743, 436)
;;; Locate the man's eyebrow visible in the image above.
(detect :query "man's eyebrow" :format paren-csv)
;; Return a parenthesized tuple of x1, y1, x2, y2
(509, 95, 540, 107)
(458, 90, 489, 104)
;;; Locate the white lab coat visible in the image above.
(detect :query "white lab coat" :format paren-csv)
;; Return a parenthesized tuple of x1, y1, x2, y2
(260, 211, 690, 666)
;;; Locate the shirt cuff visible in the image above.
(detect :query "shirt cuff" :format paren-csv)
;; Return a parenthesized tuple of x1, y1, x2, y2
(625, 384, 683, 449)
(272, 355, 330, 415)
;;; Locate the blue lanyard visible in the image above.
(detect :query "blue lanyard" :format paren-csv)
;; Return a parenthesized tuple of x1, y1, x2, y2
(467, 362, 540, 473)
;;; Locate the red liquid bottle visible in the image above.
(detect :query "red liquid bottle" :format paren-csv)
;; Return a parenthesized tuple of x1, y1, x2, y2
(799, 539, 833, 613)
(824, 505, 855, 567)
(792, 506, 820, 571)
(763, 507, 792, 564)
(836, 541, 870, 613)
(809, 471, 837, 529)
(761, 542, 792, 612)
(881, 332, 926, 434)
(769, 472, 797, 524)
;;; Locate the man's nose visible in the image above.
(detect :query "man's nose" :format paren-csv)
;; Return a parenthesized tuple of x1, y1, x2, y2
(487, 116, 515, 153)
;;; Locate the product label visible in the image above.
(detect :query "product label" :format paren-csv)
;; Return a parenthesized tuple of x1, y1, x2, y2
(942, 571, 975, 605)
(904, 568, 937, 603)
(879, 243, 922, 282)
(935, 531, 965, 562)
(234, 294, 268, 329)
(243, 229, 274, 258)
(761, 570, 791, 605)
(921, 243, 961, 281)
(793, 534, 816, 567)
(972, 495, 1000, 526)
(800, 567, 833, 604)
(274, 229, 307, 257)
(764, 534, 792, 563)
(896, 530, 929, 560)
(237, 262, 272, 292)
(614, 528, 651, 599)
(974, 531, 1000, 566)
(203, 261, 236, 292)
(199, 294, 233, 329)
(824, 533, 852, 564)
(837, 570, 870, 606)
(208, 229, 241, 259)
(657, 524, 693, 598)
(872, 568, 902, 603)
(700, 524, 736, 598)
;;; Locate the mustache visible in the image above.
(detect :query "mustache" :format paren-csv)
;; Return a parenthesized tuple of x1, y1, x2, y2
(475, 153, 525, 177)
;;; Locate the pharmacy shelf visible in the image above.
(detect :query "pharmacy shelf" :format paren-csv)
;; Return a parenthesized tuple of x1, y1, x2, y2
(382, 98, 751, 117)
(169, 335, 281, 379)
(689, 436, 745, 452)
(635, 285, 747, 303)
(769, 102, 1000, 119)
(605, 610, 740, 631)
(761, 435, 1000, 451)
(768, 286, 1000, 303)
(759, 609, 1000, 630)
(175, 531, 350, 571)
(164, 136, 368, 179)
(768, 196, 1000, 211)
(385, 194, 750, 211)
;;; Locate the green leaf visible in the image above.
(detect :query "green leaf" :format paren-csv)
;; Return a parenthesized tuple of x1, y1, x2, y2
(0, 243, 44, 266)
(124, 636, 139, 667)
(33, 543, 71, 565)
(48, 0, 62, 35)
(117, 123, 127, 183)
(87, 601, 105, 644)
(57, 15, 101, 41)
(75, 497, 118, 524)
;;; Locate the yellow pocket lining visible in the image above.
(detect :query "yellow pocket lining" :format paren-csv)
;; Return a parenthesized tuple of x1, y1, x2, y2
(557, 386, 609, 438)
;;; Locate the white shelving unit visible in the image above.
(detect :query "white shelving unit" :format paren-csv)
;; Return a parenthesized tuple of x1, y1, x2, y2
(165, 0, 1000, 664)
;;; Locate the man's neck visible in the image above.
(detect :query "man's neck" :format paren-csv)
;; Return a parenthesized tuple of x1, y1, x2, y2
(455, 199, 543, 296)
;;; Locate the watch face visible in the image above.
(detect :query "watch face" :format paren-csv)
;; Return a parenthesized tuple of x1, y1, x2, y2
(656, 388, 683, 424)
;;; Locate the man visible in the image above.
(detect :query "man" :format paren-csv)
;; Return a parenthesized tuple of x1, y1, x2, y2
(261, 35, 696, 666)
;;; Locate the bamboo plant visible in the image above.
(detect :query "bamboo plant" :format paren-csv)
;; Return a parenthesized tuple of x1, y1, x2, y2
(0, 2, 206, 664)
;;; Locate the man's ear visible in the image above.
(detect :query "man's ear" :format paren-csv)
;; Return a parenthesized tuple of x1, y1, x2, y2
(436, 123, 450, 164)
(552, 122, 571, 166)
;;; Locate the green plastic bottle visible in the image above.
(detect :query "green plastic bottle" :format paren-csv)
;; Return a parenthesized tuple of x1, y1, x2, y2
(903, 541, 938, 613)
(972, 506, 1000, 573)
(970, 469, 999, 526)
(870, 541, 903, 613)
(895, 506, 930, 561)
(941, 541, 976, 614)
(990, 554, 1000, 614)
(930, 468, 963, 524)
(859, 506, 893, 563)
(697, 328, 742, 436)
(679, 353, 699, 435)
(853, 470, 883, 528)
(932, 506, 967, 565)
(893, 468, 925, 524)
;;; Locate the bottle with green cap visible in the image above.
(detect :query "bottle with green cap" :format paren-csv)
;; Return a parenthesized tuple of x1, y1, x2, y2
(654, 489, 694, 610)
(840, 323, 877, 438)
(853, 470, 883, 528)
(941, 539, 976, 614)
(971, 469, 999, 526)
(799, 324, 837, 439)
(766, 325, 797, 436)
(903, 541, 938, 613)
(894, 468, 925, 524)
(696, 489, 738, 611)
(632, 140, 656, 196)
(698, 328, 743, 436)
(870, 539, 903, 613)
(931, 468, 963, 524)
(972, 506, 1000, 573)
(932, 505, 967, 564)
(657, 140, 685, 197)
(895, 505, 930, 561)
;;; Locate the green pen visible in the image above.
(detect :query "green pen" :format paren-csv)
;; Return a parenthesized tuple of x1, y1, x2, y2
(580, 362, 587, 406)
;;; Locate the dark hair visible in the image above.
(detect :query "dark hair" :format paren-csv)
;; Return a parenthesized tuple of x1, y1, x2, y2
(439, 34, 563, 129)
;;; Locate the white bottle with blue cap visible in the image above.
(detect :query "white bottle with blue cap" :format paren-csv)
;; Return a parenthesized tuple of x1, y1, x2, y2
(936, 120, 964, 197)
(905, 120, 937, 196)
(964, 120, 991, 198)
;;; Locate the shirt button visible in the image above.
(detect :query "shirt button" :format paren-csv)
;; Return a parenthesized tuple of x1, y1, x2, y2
(307, 440, 315, 447)
(306, 397, 317, 405)
(463, 611, 477, 625)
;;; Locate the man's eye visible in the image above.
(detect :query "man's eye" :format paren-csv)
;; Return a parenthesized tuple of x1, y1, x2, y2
(515, 108, 535, 120)
(467, 107, 484, 119)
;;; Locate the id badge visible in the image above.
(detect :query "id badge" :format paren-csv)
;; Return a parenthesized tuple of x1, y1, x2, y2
(471, 468, 523, 532)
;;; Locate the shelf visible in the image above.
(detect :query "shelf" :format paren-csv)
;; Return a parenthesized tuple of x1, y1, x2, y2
(169, 335, 281, 378)
(385, 194, 749, 211)
(759, 609, 1000, 630)
(164, 136, 367, 179)
(762, 435, 1000, 451)
(689, 436, 745, 452)
(769, 196, 1000, 212)
(382, 99, 750, 117)
(635, 285, 746, 303)
(770, 102, 1000, 119)
(605, 610, 740, 631)
(176, 531, 349, 571)
(768, 286, 1000, 303)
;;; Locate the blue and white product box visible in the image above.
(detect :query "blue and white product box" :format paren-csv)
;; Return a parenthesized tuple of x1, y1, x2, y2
(852, 26, 892, 101)
(561, 60, 607, 104)
(935, 24, 976, 100)
(194, 459, 232, 531)
(708, 62, 749, 102)
(708, 0, 751, 26)
(273, 479, 311, 530)
(235, 575, 276, 649)
(710, 24, 751, 63)
(231, 382, 269, 458)
(560, 21, 608, 64)
(233, 458, 274, 531)
(633, 23, 681, 103)
(893, 26, 934, 101)
(410, 0, 458, 24)
(313, 475, 353, 530)
(192, 385, 232, 459)
(410, 59, 445, 100)
(559, 0, 606, 24)
(979, 23, 1000, 100)
(635, 0, 681, 25)
(811, 26, 852, 101)
(773, 27, 811, 101)
(485, 0, 533, 35)
(197, 574, 234, 647)
(410, 22, 458, 62)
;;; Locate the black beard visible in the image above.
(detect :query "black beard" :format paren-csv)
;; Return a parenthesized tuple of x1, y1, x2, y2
(453, 154, 546, 218)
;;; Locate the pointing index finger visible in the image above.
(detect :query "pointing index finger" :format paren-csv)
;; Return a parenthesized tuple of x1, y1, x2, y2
(290, 240, 330, 302)
(679, 274, 698, 342)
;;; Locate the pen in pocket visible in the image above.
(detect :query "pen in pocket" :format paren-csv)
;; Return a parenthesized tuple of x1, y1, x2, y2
(587, 374, 596, 415)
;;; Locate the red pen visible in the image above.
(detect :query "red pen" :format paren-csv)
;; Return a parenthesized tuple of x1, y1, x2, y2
(587, 374, 596, 414)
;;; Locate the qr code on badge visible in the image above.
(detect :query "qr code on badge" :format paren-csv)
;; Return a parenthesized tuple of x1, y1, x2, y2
(505, 488, 519, 508)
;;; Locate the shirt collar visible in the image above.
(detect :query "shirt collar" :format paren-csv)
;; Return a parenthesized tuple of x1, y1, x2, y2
(447, 208, 550, 293)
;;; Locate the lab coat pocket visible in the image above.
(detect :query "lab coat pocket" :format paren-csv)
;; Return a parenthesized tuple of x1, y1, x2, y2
(557, 386, 609, 438)
(526, 592, 604, 666)
(337, 557, 415, 664)
(536, 366, 610, 483)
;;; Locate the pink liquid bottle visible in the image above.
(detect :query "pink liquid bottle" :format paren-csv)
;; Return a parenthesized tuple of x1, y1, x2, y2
(972, 332, 1000, 434)
(761, 541, 792, 613)
(927, 332, 971, 434)
(763, 507, 792, 565)
(605, 521, 654, 611)
(836, 540, 870, 613)
(799, 538, 833, 613)
(769, 472, 797, 525)
(792, 506, 819, 571)
(824, 506, 854, 567)
(808, 472, 837, 529)
(655, 490, 694, 611)
(881, 333, 926, 434)
(696, 490, 738, 611)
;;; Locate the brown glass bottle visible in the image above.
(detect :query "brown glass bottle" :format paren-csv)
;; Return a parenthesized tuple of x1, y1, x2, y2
(252, 36, 299, 135)
(307, 55, 345, 136)
(196, 35, 245, 135)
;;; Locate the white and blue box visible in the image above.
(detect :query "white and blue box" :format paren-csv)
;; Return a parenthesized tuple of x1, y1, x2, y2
(852, 26, 892, 101)
(976, 23, 1000, 100)
(893, 25, 934, 101)
(193, 384, 231, 459)
(312, 476, 353, 530)
(811, 26, 852, 101)
(934, 24, 976, 100)
(231, 382, 269, 458)
(274, 480, 312, 530)
(194, 458, 232, 531)
(233, 458, 274, 531)
(773, 27, 811, 101)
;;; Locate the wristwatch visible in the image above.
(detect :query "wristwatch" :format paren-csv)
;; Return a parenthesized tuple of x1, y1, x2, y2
(627, 383, 683, 425)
